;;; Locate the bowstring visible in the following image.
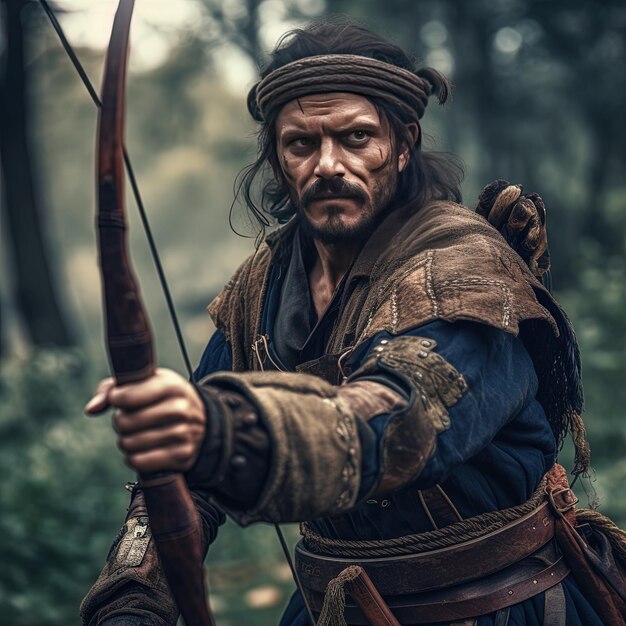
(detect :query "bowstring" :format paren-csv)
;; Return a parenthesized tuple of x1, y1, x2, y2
(275, 524, 317, 626)
(39, 0, 193, 380)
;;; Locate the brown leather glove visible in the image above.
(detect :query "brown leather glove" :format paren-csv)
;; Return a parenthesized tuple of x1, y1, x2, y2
(476, 179, 550, 281)
(80, 488, 178, 626)
(80, 486, 224, 626)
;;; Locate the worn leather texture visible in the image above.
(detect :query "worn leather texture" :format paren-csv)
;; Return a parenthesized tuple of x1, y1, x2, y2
(547, 464, 626, 625)
(350, 335, 467, 494)
(202, 331, 468, 523)
(80, 491, 178, 626)
(203, 370, 361, 525)
(208, 201, 557, 370)
(81, 486, 223, 626)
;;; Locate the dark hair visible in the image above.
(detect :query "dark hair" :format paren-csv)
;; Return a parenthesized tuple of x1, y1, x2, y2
(233, 19, 464, 238)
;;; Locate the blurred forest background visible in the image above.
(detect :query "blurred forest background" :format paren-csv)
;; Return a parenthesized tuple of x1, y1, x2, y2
(0, 0, 624, 624)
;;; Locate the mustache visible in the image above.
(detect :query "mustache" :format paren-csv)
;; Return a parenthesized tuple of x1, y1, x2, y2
(300, 178, 367, 208)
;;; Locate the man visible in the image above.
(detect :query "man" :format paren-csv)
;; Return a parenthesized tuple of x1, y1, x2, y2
(81, 20, 612, 626)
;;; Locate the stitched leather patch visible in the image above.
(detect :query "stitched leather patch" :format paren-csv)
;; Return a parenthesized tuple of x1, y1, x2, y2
(377, 335, 467, 430)
(80, 492, 179, 626)
(353, 336, 467, 493)
(109, 516, 152, 571)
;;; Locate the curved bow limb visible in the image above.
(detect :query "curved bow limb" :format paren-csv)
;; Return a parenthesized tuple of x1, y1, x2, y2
(96, 1, 215, 624)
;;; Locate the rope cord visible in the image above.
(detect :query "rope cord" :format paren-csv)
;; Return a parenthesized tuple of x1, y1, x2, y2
(316, 566, 362, 626)
(275, 524, 316, 626)
(301, 481, 547, 559)
(39, 0, 194, 380)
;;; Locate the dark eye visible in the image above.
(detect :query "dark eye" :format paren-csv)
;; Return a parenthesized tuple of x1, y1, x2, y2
(346, 130, 370, 144)
(291, 137, 314, 148)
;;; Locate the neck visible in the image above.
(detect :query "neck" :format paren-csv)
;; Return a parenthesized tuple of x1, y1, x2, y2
(312, 238, 362, 290)
(307, 236, 363, 321)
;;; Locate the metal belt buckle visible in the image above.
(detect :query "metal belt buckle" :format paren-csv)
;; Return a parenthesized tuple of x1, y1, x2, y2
(547, 486, 578, 517)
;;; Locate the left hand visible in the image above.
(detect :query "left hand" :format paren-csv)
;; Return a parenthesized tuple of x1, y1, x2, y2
(84, 368, 206, 474)
(476, 180, 550, 280)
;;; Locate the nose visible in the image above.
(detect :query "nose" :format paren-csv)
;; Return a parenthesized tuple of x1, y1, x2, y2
(314, 138, 345, 179)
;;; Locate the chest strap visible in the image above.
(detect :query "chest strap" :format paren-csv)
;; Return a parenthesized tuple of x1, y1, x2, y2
(418, 484, 463, 529)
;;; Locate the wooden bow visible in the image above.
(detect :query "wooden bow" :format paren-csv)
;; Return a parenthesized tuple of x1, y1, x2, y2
(96, 1, 215, 624)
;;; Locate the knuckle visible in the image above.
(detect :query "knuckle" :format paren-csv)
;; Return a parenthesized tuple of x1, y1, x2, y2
(171, 447, 184, 463)
(112, 410, 128, 433)
(169, 397, 186, 416)
(108, 387, 125, 406)
(172, 423, 189, 442)
(174, 444, 193, 463)
(160, 368, 182, 387)
(127, 452, 146, 471)
(97, 377, 114, 394)
(193, 424, 205, 444)
(117, 435, 135, 453)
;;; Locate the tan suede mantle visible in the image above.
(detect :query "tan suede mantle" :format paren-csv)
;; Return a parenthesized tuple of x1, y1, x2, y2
(209, 200, 556, 367)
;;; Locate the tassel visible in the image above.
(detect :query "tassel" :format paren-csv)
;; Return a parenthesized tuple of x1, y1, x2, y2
(316, 566, 363, 626)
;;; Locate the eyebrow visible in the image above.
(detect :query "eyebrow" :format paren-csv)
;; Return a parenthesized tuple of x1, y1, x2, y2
(278, 117, 382, 141)
(336, 120, 381, 133)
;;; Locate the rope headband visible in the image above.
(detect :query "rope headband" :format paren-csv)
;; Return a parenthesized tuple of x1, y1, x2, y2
(251, 54, 447, 123)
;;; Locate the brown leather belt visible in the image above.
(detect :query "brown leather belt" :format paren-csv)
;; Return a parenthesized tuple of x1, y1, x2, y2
(296, 502, 569, 623)
(297, 502, 555, 594)
(305, 552, 569, 624)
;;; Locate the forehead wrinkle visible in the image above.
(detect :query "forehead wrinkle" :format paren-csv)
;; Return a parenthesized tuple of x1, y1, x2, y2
(278, 92, 380, 122)
(277, 101, 383, 141)
(279, 114, 381, 135)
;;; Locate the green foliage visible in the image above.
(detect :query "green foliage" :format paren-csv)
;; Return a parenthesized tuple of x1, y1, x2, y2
(0, 353, 296, 625)
(0, 351, 129, 625)
(559, 245, 626, 526)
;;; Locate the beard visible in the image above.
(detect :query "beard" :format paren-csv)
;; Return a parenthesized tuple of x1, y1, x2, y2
(292, 171, 397, 245)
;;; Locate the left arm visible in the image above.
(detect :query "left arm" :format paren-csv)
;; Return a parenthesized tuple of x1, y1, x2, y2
(88, 321, 544, 525)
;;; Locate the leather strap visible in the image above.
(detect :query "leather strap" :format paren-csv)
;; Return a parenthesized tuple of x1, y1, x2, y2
(318, 555, 570, 624)
(543, 583, 566, 626)
(297, 502, 556, 595)
(418, 485, 463, 529)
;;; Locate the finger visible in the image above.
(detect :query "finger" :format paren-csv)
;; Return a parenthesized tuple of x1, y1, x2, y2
(486, 185, 522, 230)
(476, 179, 512, 218)
(125, 444, 198, 474)
(109, 368, 187, 410)
(118, 422, 203, 455)
(113, 396, 203, 435)
(521, 214, 542, 252)
(532, 245, 551, 278)
(525, 192, 546, 225)
(84, 378, 115, 415)
(507, 198, 534, 233)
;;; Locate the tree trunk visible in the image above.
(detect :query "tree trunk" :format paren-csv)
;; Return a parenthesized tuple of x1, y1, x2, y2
(0, 0, 74, 350)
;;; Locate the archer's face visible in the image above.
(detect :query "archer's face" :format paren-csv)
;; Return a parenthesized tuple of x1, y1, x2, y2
(276, 92, 411, 243)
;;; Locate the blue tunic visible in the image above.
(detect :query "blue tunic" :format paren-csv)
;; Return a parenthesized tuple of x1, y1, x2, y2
(195, 282, 603, 625)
